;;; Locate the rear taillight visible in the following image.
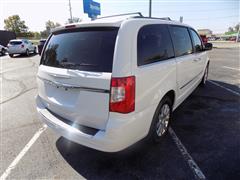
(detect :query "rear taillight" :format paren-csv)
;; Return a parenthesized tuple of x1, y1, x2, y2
(21, 44, 24, 48)
(110, 76, 135, 113)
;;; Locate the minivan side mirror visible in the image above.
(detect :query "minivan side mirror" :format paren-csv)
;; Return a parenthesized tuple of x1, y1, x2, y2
(204, 43, 213, 51)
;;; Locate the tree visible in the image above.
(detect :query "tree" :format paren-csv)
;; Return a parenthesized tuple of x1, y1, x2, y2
(235, 23, 240, 32)
(45, 20, 61, 35)
(40, 20, 61, 38)
(228, 27, 234, 33)
(40, 31, 48, 38)
(67, 17, 82, 24)
(33, 32, 41, 39)
(4, 15, 28, 36)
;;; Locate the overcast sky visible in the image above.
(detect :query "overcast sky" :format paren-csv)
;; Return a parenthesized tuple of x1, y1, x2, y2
(0, 0, 239, 33)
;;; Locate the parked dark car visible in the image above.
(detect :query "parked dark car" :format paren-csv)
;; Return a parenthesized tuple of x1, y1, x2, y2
(37, 39, 46, 55)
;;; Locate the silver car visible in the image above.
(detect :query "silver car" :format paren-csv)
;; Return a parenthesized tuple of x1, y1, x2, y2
(0, 44, 7, 55)
(7, 39, 36, 57)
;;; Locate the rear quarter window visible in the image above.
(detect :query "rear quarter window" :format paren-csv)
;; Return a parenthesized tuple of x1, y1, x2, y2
(137, 24, 174, 66)
(169, 26, 193, 57)
(41, 27, 118, 73)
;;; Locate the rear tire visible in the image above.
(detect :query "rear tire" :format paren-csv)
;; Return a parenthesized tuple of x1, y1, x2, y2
(200, 64, 209, 87)
(1, 48, 5, 55)
(25, 49, 29, 56)
(9, 54, 14, 58)
(33, 47, 37, 54)
(146, 96, 173, 143)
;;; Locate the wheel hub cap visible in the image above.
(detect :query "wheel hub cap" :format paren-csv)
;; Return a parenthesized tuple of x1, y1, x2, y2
(156, 104, 170, 136)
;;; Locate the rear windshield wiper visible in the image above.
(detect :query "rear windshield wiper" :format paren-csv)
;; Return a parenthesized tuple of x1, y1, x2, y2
(59, 62, 75, 68)
(76, 63, 98, 67)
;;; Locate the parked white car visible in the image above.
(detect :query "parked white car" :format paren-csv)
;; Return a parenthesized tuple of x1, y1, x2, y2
(7, 39, 36, 57)
(36, 13, 212, 152)
(0, 44, 7, 55)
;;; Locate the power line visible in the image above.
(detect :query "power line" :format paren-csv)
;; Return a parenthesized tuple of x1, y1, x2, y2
(156, 8, 239, 13)
(185, 15, 239, 21)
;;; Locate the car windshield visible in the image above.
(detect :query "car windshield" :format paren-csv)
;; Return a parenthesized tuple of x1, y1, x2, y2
(10, 41, 22, 45)
(41, 27, 119, 73)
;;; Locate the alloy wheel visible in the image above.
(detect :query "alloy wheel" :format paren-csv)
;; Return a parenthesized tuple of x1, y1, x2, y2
(156, 104, 170, 136)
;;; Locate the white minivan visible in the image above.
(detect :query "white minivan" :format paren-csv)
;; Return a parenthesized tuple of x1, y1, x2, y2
(36, 14, 212, 152)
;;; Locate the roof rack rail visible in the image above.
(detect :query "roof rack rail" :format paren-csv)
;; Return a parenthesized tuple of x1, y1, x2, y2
(96, 12, 143, 20)
(134, 16, 171, 21)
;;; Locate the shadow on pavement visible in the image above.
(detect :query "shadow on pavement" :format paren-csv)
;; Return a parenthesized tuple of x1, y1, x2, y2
(172, 81, 240, 180)
(210, 80, 240, 94)
(56, 81, 239, 180)
(9, 53, 37, 59)
(56, 133, 194, 180)
(0, 54, 7, 57)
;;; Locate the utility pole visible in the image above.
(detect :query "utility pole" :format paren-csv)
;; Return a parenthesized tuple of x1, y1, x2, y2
(236, 28, 239, 43)
(180, 16, 183, 23)
(68, 0, 73, 23)
(149, 0, 152, 17)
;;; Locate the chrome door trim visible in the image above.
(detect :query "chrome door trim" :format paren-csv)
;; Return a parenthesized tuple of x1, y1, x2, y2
(37, 76, 110, 93)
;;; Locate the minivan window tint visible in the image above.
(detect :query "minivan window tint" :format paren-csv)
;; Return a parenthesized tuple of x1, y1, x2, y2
(190, 29, 203, 52)
(41, 27, 118, 73)
(170, 26, 193, 57)
(137, 24, 174, 66)
(10, 41, 22, 45)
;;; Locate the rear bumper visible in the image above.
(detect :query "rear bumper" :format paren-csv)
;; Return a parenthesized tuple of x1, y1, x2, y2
(8, 48, 26, 54)
(36, 95, 147, 152)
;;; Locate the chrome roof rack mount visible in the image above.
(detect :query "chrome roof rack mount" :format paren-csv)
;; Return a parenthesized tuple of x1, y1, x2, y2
(95, 12, 143, 20)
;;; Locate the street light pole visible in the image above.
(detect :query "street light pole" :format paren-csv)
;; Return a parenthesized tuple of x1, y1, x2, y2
(149, 0, 152, 17)
(69, 0, 73, 23)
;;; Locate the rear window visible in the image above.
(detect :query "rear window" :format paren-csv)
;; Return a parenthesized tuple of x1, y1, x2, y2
(41, 27, 118, 73)
(10, 41, 22, 45)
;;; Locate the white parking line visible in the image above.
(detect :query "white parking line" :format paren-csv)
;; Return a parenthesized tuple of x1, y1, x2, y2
(169, 127, 206, 180)
(222, 66, 240, 71)
(208, 80, 240, 96)
(0, 125, 47, 180)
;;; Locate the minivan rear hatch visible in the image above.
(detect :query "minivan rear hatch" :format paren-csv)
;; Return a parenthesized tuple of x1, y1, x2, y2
(37, 27, 118, 130)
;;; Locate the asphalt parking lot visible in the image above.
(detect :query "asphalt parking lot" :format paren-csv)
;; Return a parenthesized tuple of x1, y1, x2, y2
(0, 45, 239, 180)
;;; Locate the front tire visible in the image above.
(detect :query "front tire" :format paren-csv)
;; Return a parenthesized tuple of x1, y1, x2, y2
(147, 96, 172, 143)
(9, 54, 14, 58)
(200, 64, 209, 87)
